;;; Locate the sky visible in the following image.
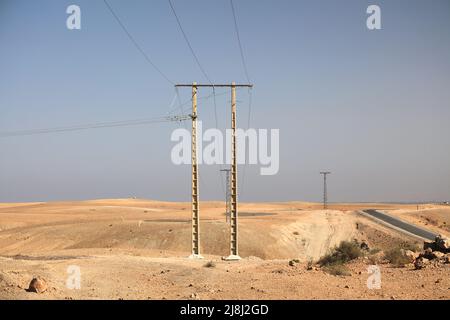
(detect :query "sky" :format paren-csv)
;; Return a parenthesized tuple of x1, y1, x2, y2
(1, 0, 450, 203)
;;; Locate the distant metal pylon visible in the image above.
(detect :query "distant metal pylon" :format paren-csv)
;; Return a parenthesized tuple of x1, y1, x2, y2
(320, 171, 331, 209)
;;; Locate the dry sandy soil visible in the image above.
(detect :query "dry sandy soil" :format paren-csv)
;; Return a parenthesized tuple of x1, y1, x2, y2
(0, 199, 448, 300)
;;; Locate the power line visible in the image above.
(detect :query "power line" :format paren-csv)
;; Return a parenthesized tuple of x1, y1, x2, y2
(174, 87, 188, 129)
(239, 88, 253, 199)
(174, 87, 226, 198)
(166, 88, 240, 116)
(167, 1, 221, 191)
(0, 115, 190, 138)
(167, 0, 212, 84)
(211, 87, 225, 196)
(2, 88, 241, 139)
(230, 0, 251, 83)
(212, 87, 219, 129)
(229, 1, 252, 199)
(103, 0, 174, 85)
(168, 87, 246, 199)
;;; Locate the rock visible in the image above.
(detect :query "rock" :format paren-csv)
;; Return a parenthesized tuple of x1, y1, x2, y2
(444, 254, 450, 264)
(423, 241, 438, 251)
(369, 251, 385, 264)
(360, 241, 369, 251)
(190, 293, 200, 300)
(414, 257, 429, 270)
(288, 260, 298, 266)
(431, 251, 445, 260)
(421, 248, 445, 260)
(421, 248, 434, 260)
(404, 250, 418, 261)
(28, 277, 47, 293)
(435, 235, 450, 252)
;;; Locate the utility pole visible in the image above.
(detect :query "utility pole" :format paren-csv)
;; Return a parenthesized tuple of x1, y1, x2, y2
(227, 82, 240, 260)
(220, 168, 231, 224)
(175, 82, 252, 261)
(320, 171, 331, 210)
(190, 82, 202, 259)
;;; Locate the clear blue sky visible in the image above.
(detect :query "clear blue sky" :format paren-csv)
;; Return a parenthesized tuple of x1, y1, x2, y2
(1, 0, 450, 203)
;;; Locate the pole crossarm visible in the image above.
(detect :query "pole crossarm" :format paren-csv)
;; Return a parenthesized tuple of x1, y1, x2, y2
(175, 84, 253, 88)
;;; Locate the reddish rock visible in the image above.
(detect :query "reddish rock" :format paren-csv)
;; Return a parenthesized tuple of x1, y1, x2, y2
(28, 277, 47, 293)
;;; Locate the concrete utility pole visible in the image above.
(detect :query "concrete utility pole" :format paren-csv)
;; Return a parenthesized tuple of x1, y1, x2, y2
(190, 82, 201, 258)
(220, 168, 231, 224)
(320, 171, 331, 209)
(227, 82, 240, 260)
(175, 82, 252, 260)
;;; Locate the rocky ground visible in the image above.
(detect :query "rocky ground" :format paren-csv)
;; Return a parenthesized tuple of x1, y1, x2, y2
(1, 250, 449, 300)
(0, 199, 448, 300)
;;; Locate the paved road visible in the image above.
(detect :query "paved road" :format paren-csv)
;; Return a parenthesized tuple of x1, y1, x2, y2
(362, 209, 437, 241)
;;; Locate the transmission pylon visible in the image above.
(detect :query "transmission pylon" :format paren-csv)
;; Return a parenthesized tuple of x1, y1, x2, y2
(320, 171, 331, 209)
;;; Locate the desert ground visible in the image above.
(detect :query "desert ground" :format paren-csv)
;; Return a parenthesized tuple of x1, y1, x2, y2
(0, 199, 448, 300)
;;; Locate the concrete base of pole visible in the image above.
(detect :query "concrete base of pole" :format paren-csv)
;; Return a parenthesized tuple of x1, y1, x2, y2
(223, 254, 241, 261)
